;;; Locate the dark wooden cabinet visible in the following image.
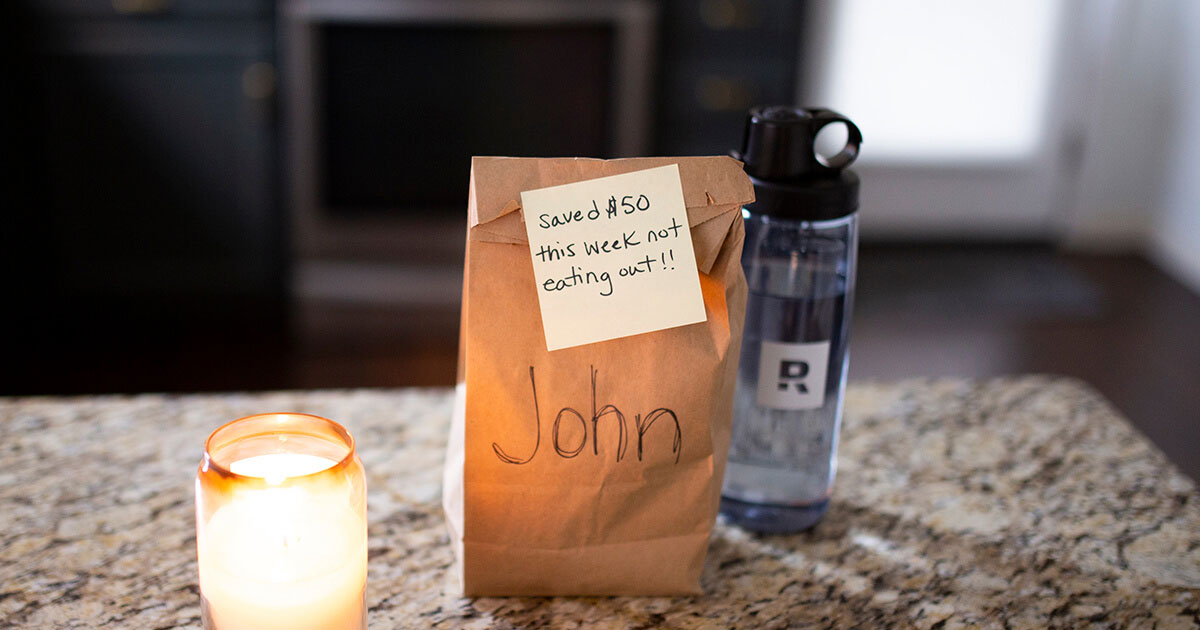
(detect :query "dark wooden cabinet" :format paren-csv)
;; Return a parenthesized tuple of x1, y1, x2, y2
(656, 0, 806, 155)
(7, 2, 283, 347)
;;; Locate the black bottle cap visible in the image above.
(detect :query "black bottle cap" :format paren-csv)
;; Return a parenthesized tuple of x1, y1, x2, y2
(733, 106, 862, 221)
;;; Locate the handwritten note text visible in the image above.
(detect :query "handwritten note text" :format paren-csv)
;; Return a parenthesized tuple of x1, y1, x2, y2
(520, 165, 707, 351)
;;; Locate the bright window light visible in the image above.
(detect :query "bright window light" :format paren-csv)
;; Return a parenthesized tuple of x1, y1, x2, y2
(817, 0, 1064, 163)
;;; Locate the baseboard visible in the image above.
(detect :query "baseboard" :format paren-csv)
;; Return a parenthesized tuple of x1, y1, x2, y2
(1148, 231, 1200, 295)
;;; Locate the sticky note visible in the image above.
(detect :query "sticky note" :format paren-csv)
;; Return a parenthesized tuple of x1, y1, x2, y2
(520, 164, 708, 351)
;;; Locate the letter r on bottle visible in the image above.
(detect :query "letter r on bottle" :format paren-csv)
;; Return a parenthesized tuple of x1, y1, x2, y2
(777, 360, 810, 393)
(779, 360, 809, 380)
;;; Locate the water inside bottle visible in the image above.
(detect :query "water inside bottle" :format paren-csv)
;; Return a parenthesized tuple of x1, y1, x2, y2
(721, 267, 850, 532)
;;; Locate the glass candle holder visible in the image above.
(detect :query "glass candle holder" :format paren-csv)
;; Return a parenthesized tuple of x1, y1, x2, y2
(195, 413, 367, 630)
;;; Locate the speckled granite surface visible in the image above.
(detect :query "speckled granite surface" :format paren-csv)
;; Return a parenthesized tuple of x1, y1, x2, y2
(1, 377, 1197, 629)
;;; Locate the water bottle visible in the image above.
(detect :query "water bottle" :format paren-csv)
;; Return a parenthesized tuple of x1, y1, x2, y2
(721, 106, 862, 533)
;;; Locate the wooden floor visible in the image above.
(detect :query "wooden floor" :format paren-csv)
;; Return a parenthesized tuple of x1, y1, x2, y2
(5, 245, 1198, 481)
(850, 246, 1200, 482)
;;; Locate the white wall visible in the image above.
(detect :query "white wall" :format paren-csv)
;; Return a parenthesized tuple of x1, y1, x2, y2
(1062, 0, 1173, 248)
(1065, 0, 1200, 292)
(1147, 0, 1200, 294)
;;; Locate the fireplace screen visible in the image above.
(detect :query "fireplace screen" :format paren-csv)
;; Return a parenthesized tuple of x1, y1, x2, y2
(319, 23, 615, 217)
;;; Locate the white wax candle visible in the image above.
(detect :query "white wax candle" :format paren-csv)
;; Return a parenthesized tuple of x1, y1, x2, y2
(230, 453, 339, 484)
(198, 454, 366, 630)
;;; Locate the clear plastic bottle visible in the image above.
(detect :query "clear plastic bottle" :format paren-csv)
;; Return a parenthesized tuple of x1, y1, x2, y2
(721, 106, 862, 533)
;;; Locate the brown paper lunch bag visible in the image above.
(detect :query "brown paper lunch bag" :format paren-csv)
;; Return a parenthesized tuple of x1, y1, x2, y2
(442, 156, 754, 596)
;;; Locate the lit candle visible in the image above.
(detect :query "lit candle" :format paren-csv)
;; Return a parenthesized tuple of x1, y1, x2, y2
(195, 414, 367, 630)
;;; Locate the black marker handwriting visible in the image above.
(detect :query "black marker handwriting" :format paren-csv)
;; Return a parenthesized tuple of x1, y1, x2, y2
(492, 365, 680, 466)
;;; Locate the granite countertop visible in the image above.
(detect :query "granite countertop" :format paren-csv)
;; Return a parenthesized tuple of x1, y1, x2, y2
(1, 377, 1197, 629)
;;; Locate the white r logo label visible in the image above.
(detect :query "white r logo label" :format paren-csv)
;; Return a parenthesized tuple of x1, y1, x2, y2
(757, 341, 830, 410)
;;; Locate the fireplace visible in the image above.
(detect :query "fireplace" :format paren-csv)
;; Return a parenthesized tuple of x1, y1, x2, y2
(281, 0, 656, 303)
